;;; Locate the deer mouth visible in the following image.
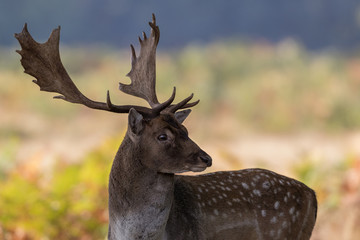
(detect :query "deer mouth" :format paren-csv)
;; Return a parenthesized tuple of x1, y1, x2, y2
(189, 161, 210, 172)
(190, 166, 208, 172)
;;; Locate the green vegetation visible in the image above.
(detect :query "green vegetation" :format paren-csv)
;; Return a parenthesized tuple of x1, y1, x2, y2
(0, 136, 121, 239)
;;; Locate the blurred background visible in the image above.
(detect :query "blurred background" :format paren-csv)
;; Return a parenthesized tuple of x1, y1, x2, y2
(1, 0, 360, 239)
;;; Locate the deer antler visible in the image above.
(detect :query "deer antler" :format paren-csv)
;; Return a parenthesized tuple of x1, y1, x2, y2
(121, 14, 199, 110)
(120, 14, 160, 107)
(15, 14, 198, 118)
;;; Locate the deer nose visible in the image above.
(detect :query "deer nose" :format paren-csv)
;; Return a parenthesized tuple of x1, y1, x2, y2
(199, 152, 212, 167)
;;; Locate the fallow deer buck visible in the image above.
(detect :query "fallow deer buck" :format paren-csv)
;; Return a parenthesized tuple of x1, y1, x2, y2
(15, 14, 317, 240)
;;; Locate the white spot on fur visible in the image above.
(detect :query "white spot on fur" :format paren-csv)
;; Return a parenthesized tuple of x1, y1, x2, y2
(253, 189, 261, 197)
(282, 221, 288, 229)
(289, 206, 295, 215)
(261, 210, 266, 217)
(262, 181, 270, 189)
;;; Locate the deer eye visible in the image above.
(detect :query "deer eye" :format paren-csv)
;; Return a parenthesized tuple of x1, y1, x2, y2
(157, 134, 168, 141)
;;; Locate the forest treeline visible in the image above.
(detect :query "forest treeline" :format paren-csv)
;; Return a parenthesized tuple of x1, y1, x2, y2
(2, 0, 360, 50)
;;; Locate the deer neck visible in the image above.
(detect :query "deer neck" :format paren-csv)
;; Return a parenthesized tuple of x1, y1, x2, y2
(108, 135, 175, 240)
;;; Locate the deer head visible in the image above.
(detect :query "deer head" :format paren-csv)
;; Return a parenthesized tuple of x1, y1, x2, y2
(128, 108, 212, 173)
(15, 14, 212, 174)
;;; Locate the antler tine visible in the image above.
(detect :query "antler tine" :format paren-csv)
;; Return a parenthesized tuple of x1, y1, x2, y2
(168, 93, 200, 113)
(15, 23, 156, 117)
(152, 87, 176, 115)
(120, 14, 161, 108)
(130, 44, 137, 65)
(149, 13, 160, 46)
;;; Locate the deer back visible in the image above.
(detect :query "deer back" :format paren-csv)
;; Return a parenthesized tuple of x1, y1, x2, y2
(166, 168, 317, 240)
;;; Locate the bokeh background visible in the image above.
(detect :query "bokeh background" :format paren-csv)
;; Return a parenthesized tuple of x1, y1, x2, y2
(1, 0, 360, 239)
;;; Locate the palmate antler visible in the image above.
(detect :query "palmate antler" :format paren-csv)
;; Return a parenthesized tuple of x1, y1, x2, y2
(14, 14, 198, 118)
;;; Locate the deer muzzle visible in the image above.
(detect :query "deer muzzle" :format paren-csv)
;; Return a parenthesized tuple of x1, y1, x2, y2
(199, 151, 212, 167)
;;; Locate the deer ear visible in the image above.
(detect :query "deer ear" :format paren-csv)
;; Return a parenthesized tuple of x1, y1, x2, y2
(128, 108, 144, 137)
(175, 109, 191, 123)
